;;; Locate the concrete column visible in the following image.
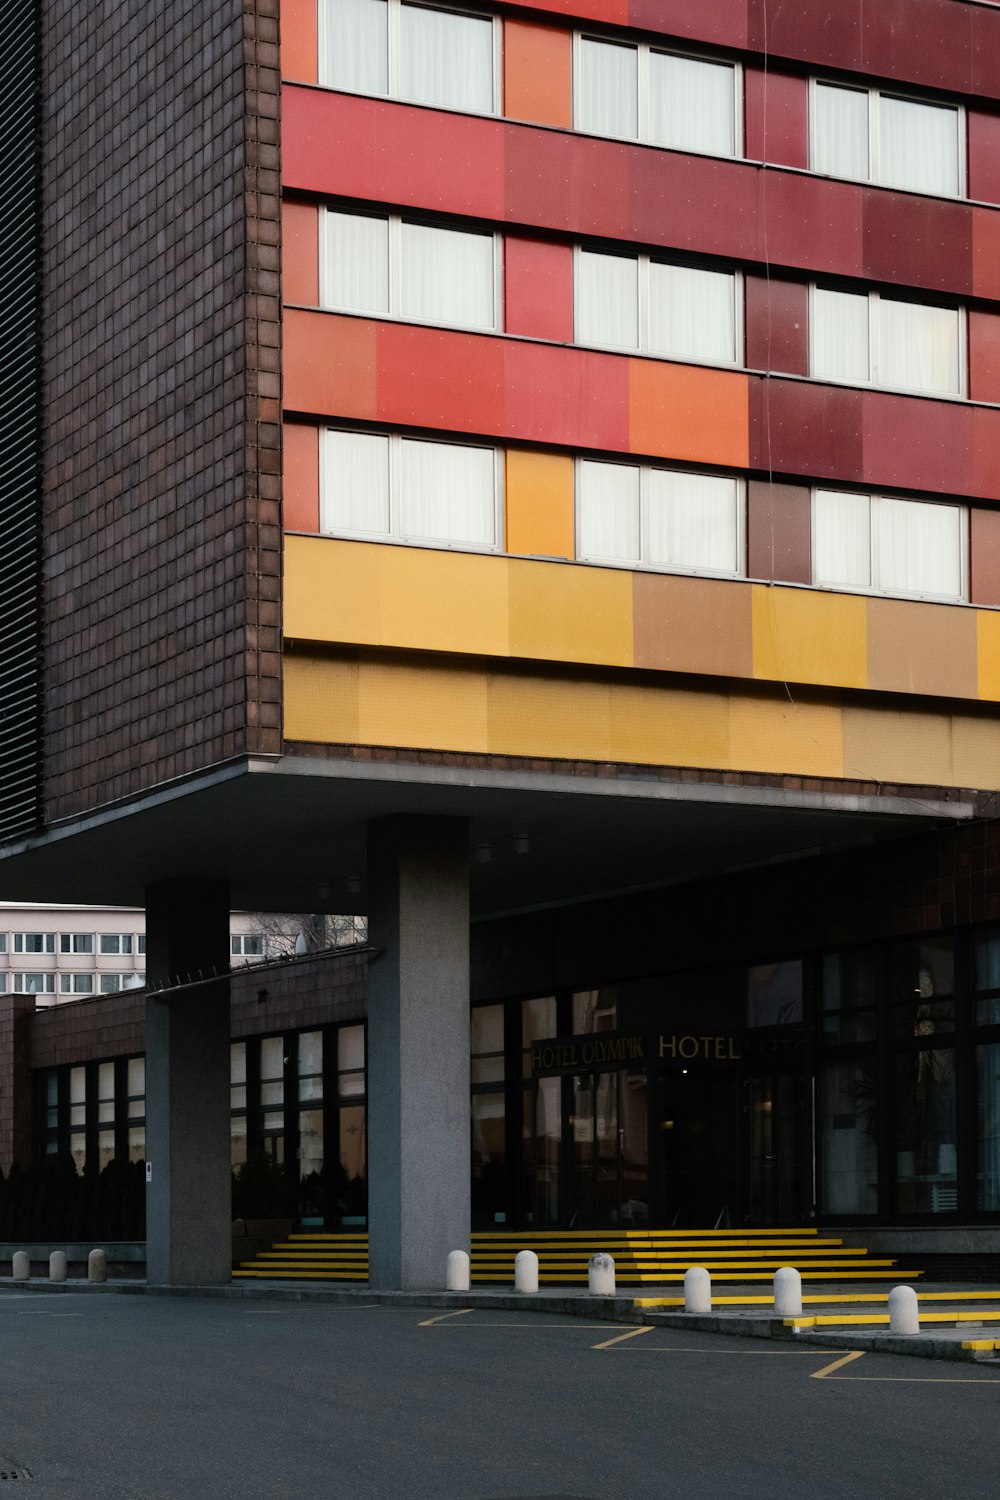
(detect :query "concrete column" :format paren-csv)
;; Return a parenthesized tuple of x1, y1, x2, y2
(144, 880, 231, 1287)
(366, 817, 470, 1291)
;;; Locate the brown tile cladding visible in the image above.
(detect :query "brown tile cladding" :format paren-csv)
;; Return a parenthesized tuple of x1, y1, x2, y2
(39, 0, 282, 823)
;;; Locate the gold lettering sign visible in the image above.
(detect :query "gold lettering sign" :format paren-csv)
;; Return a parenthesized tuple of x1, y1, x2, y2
(658, 1034, 741, 1063)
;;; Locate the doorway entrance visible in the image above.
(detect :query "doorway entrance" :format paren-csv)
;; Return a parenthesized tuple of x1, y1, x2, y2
(530, 1066, 649, 1228)
(746, 1072, 801, 1224)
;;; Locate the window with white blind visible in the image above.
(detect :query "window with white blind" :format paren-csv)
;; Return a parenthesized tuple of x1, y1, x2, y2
(576, 36, 739, 156)
(321, 209, 500, 332)
(322, 429, 502, 550)
(812, 82, 963, 198)
(577, 460, 743, 576)
(812, 489, 966, 601)
(576, 249, 741, 364)
(319, 0, 498, 115)
(811, 287, 964, 397)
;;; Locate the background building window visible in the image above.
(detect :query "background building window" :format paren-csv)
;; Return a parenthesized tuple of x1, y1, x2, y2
(60, 932, 93, 954)
(811, 286, 963, 397)
(322, 429, 501, 550)
(577, 36, 738, 156)
(812, 81, 962, 197)
(14, 933, 54, 954)
(812, 489, 965, 602)
(577, 250, 739, 364)
(321, 210, 499, 332)
(99, 934, 133, 955)
(14, 973, 55, 994)
(59, 974, 95, 995)
(577, 460, 743, 577)
(321, 0, 497, 115)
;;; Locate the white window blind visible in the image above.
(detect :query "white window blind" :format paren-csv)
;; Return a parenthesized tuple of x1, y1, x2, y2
(649, 51, 735, 156)
(811, 287, 963, 397)
(320, 1, 497, 115)
(578, 460, 742, 576)
(812, 81, 962, 198)
(322, 430, 500, 550)
(576, 35, 738, 157)
(813, 489, 965, 600)
(577, 250, 740, 364)
(322, 210, 498, 331)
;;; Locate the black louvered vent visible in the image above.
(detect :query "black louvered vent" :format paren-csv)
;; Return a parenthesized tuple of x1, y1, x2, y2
(0, 0, 43, 841)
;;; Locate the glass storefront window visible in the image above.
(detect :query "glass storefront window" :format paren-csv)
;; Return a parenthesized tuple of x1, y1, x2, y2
(128, 1126, 145, 1164)
(572, 989, 617, 1034)
(98, 1062, 115, 1124)
(70, 1066, 85, 1128)
(819, 1058, 878, 1214)
(231, 1116, 248, 1168)
(973, 926, 1000, 1026)
(230, 1042, 247, 1110)
(338, 1025, 365, 1098)
(894, 936, 954, 1002)
(472, 1003, 504, 1084)
(298, 1031, 323, 1102)
(522, 995, 556, 1078)
(531, 1074, 561, 1224)
(820, 947, 879, 1044)
(747, 961, 802, 1027)
(472, 1092, 505, 1223)
(894, 1049, 957, 1213)
(127, 1057, 145, 1119)
(338, 1104, 366, 1224)
(260, 1037, 284, 1107)
(977, 1043, 1000, 1212)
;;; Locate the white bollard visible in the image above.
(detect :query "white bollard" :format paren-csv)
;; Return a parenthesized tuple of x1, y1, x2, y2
(11, 1251, 29, 1283)
(773, 1266, 803, 1317)
(88, 1249, 107, 1285)
(49, 1251, 67, 1284)
(888, 1284, 920, 1335)
(588, 1252, 615, 1297)
(684, 1266, 712, 1314)
(514, 1249, 539, 1294)
(446, 1250, 470, 1292)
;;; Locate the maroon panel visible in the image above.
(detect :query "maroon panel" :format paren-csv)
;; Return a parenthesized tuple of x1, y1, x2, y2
(859, 0, 973, 96)
(629, 0, 747, 48)
(969, 310, 1000, 406)
(748, 378, 864, 484)
(971, 8, 1000, 101)
(744, 66, 808, 169)
(628, 149, 757, 259)
(969, 111, 1000, 207)
(862, 392, 974, 499)
(504, 127, 631, 239)
(757, 171, 864, 280)
(744, 275, 808, 375)
(746, 0, 863, 73)
(973, 407, 1000, 504)
(970, 507, 1000, 608)
(747, 480, 811, 584)
(863, 192, 973, 296)
(504, 236, 574, 344)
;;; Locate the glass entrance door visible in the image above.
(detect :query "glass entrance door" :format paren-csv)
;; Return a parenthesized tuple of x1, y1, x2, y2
(535, 1067, 648, 1228)
(747, 1073, 800, 1224)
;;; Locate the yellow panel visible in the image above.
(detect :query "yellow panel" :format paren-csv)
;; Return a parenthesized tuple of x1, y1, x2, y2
(610, 683, 730, 769)
(487, 671, 613, 760)
(842, 705, 952, 786)
(729, 690, 844, 777)
(508, 559, 633, 667)
(283, 535, 381, 645)
(284, 651, 360, 743)
(505, 449, 575, 560)
(950, 715, 1000, 791)
(752, 586, 868, 691)
(357, 657, 489, 752)
(376, 546, 510, 658)
(978, 610, 1000, 701)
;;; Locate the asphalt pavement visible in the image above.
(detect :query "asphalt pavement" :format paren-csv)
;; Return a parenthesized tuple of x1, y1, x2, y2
(0, 1293, 997, 1499)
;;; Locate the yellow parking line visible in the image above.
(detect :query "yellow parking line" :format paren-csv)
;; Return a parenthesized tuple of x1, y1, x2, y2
(592, 1326, 655, 1351)
(418, 1309, 474, 1326)
(811, 1350, 866, 1380)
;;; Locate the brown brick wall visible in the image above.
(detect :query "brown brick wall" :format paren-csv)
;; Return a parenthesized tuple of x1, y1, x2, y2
(39, 0, 282, 822)
(0, 996, 36, 1173)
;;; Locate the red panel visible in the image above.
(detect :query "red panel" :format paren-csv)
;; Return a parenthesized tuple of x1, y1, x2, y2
(749, 378, 864, 484)
(859, 0, 973, 96)
(746, 0, 863, 72)
(862, 393, 974, 499)
(973, 408, 1000, 504)
(969, 111, 1000, 207)
(504, 237, 574, 344)
(376, 323, 506, 435)
(281, 0, 317, 85)
(973, 212, 1000, 302)
(282, 86, 505, 221)
(972, 8, 1000, 101)
(970, 507, 1000, 607)
(505, 128, 631, 239)
(756, 171, 864, 280)
(969, 311, 1000, 406)
(630, 0, 747, 48)
(863, 193, 973, 297)
(744, 67, 808, 170)
(744, 275, 808, 376)
(500, 0, 628, 23)
(283, 422, 320, 533)
(284, 310, 378, 421)
(629, 150, 757, 260)
(747, 480, 811, 584)
(281, 201, 319, 307)
(505, 341, 630, 452)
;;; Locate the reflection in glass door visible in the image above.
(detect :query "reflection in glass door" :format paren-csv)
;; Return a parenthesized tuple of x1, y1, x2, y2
(748, 1074, 799, 1224)
(538, 1068, 648, 1228)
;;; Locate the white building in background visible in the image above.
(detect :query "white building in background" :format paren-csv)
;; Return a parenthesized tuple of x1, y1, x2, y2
(0, 905, 298, 1008)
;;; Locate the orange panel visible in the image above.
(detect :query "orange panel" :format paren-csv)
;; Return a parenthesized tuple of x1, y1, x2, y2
(503, 19, 572, 128)
(505, 449, 575, 559)
(629, 361, 749, 468)
(969, 310, 1000, 405)
(281, 201, 319, 307)
(283, 423, 319, 533)
(284, 310, 378, 421)
(281, 0, 317, 84)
